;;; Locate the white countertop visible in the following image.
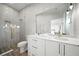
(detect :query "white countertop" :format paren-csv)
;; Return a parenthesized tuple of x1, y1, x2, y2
(37, 34, 79, 46)
(27, 33, 79, 46)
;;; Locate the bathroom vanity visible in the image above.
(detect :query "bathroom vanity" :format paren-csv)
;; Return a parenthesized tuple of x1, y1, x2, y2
(27, 4, 79, 56)
(27, 34, 79, 56)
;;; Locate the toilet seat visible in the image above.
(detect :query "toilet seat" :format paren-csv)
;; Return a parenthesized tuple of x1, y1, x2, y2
(17, 41, 28, 53)
(17, 41, 27, 47)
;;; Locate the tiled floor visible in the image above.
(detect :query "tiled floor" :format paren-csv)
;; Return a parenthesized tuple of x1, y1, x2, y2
(12, 48, 28, 56)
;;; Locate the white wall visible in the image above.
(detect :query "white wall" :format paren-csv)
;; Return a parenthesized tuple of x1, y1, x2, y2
(0, 4, 20, 49)
(19, 18, 26, 41)
(20, 3, 67, 35)
(71, 4, 79, 38)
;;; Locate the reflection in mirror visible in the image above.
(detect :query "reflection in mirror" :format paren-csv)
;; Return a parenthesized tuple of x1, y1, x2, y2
(51, 18, 63, 35)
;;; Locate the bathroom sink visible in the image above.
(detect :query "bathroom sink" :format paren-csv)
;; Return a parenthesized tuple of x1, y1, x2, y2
(38, 33, 69, 42)
(53, 36, 69, 42)
(38, 34, 52, 39)
(59, 37, 69, 41)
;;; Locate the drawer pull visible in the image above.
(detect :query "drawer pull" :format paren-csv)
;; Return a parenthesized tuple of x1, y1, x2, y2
(32, 46, 37, 49)
(32, 39, 37, 41)
(63, 45, 65, 56)
(59, 44, 60, 55)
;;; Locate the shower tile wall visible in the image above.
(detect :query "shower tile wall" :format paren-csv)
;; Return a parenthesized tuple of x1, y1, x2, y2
(0, 4, 20, 50)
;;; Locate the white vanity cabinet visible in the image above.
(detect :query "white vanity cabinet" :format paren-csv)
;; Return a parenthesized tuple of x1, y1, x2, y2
(28, 35, 79, 56)
(45, 40, 79, 56)
(64, 44, 79, 56)
(31, 38, 38, 56)
(28, 35, 45, 56)
(27, 35, 38, 56)
(37, 38, 45, 56)
(28, 35, 64, 56)
(46, 40, 60, 56)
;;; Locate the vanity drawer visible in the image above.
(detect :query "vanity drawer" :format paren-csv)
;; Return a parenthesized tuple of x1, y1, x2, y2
(32, 39, 38, 47)
(31, 45, 38, 56)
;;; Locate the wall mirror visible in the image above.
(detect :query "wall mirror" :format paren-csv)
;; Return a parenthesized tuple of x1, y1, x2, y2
(36, 3, 70, 35)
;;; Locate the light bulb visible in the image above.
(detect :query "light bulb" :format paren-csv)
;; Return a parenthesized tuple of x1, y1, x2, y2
(69, 5, 73, 10)
(66, 11, 69, 14)
(66, 10, 70, 14)
(17, 26, 20, 28)
(5, 24, 8, 27)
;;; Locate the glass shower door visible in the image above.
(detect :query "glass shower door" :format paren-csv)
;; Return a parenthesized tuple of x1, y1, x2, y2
(0, 21, 20, 55)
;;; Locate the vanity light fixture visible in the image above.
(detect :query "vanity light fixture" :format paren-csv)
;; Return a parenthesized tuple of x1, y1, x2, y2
(3, 26, 5, 28)
(66, 10, 69, 14)
(3, 24, 8, 28)
(69, 3, 73, 10)
(5, 24, 8, 27)
(16, 26, 20, 28)
(10, 24, 20, 28)
(10, 24, 13, 28)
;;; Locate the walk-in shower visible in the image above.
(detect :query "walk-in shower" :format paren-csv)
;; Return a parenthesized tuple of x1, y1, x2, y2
(0, 20, 20, 55)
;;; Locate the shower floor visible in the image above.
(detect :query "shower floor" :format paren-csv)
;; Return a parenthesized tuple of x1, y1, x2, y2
(1, 48, 28, 56)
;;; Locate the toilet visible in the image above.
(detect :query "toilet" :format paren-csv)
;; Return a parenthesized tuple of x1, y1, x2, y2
(17, 41, 28, 53)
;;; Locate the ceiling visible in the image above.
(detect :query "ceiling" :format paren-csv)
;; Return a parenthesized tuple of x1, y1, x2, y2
(4, 3, 32, 11)
(2, 3, 69, 13)
(37, 3, 70, 18)
(39, 4, 69, 15)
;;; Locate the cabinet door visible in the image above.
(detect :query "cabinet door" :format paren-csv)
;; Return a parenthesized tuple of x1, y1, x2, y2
(37, 39, 45, 56)
(46, 40, 59, 56)
(65, 44, 79, 56)
(28, 36, 37, 56)
(28, 37, 32, 56)
(31, 45, 38, 56)
(31, 38, 38, 56)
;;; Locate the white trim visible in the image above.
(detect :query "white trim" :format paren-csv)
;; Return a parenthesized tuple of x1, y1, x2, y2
(0, 49, 13, 56)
